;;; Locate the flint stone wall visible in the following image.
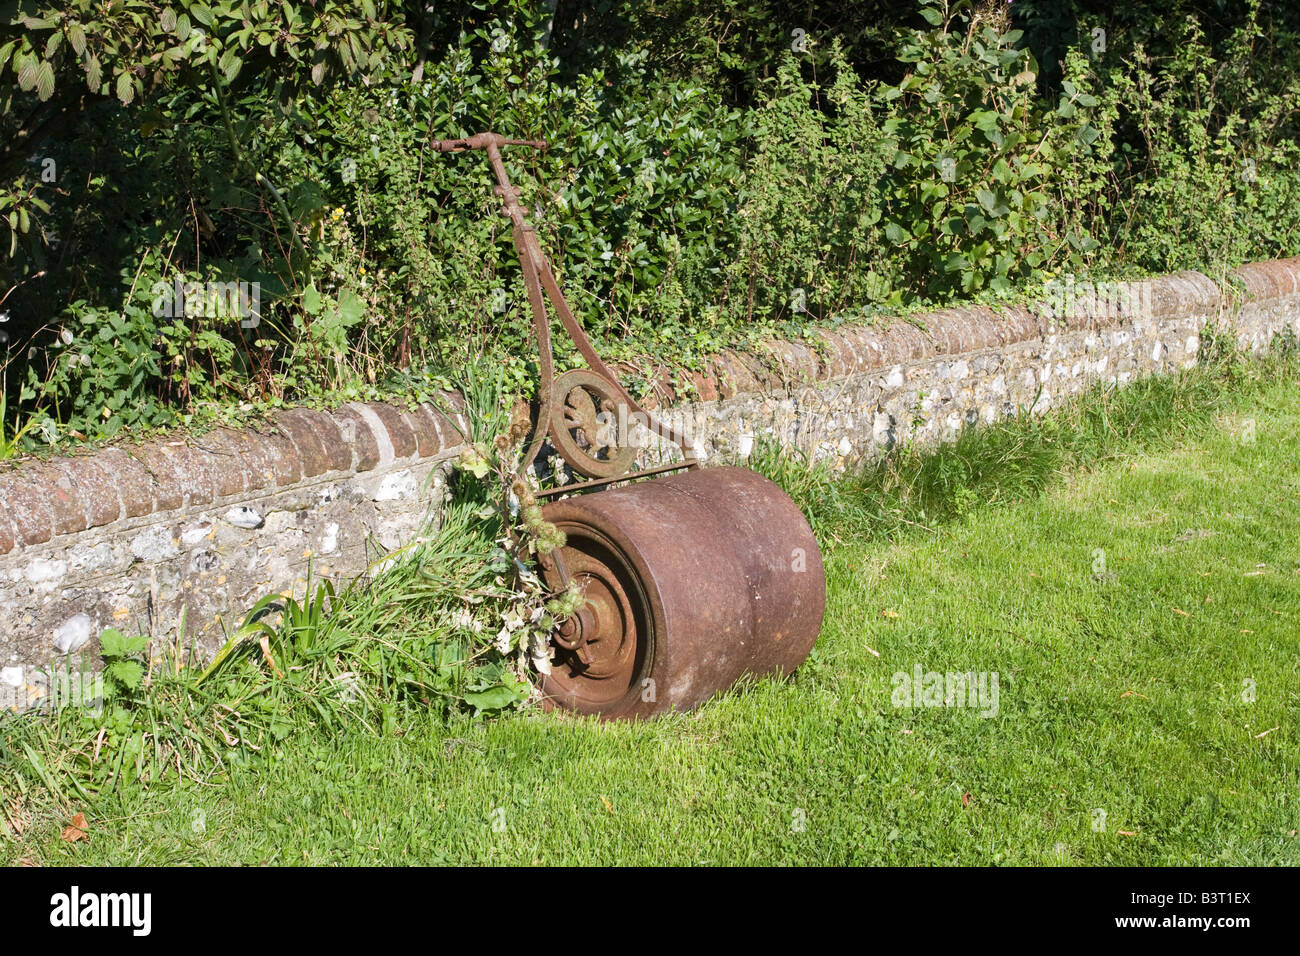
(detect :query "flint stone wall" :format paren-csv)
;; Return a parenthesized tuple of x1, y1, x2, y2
(2, 257, 1299, 707)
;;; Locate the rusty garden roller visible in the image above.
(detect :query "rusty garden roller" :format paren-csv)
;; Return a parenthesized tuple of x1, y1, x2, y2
(433, 131, 826, 719)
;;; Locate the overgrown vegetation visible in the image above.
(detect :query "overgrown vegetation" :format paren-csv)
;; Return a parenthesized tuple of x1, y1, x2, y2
(1, 0, 1297, 450)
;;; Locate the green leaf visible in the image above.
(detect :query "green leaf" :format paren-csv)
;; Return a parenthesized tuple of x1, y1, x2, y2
(35, 60, 54, 101)
(16, 60, 38, 92)
(115, 71, 134, 105)
(99, 628, 147, 658)
(219, 47, 242, 82)
(68, 23, 87, 57)
(336, 290, 364, 326)
(463, 683, 520, 714)
(98, 629, 128, 658)
(302, 284, 323, 315)
(106, 660, 145, 690)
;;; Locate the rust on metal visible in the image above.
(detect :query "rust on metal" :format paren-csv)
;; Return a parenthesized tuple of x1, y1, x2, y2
(434, 132, 826, 719)
(539, 466, 825, 718)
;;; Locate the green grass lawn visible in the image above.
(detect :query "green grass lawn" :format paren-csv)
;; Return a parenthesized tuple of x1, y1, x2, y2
(7, 370, 1300, 866)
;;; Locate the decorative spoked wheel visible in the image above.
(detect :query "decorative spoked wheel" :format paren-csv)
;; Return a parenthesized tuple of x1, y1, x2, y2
(539, 526, 653, 716)
(548, 369, 637, 479)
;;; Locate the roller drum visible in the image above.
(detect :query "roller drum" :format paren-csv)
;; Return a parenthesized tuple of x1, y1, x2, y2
(539, 466, 826, 719)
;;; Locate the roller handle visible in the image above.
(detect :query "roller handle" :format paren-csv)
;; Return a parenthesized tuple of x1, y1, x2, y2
(432, 132, 548, 153)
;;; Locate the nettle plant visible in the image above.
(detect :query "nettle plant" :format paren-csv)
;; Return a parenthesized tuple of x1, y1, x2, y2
(725, 41, 895, 323)
(1107, 11, 1300, 274)
(877, 1, 1108, 298)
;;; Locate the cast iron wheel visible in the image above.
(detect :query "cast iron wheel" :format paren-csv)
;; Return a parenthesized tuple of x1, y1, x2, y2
(539, 528, 654, 715)
(548, 369, 638, 479)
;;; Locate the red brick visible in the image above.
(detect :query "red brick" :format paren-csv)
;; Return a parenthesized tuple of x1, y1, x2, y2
(132, 443, 185, 511)
(365, 403, 417, 460)
(331, 406, 380, 471)
(403, 405, 442, 458)
(0, 474, 53, 545)
(192, 429, 255, 497)
(296, 408, 351, 472)
(0, 499, 17, 554)
(55, 457, 122, 528)
(158, 442, 216, 507)
(272, 409, 330, 478)
(35, 461, 89, 535)
(91, 448, 157, 519)
(256, 428, 303, 486)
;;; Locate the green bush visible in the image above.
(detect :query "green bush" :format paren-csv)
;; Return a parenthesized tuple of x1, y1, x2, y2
(2, 0, 1299, 451)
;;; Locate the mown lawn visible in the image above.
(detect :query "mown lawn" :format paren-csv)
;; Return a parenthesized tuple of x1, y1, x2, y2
(7, 372, 1299, 866)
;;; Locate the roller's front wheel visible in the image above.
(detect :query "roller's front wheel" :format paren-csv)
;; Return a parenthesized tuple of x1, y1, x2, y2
(539, 526, 655, 717)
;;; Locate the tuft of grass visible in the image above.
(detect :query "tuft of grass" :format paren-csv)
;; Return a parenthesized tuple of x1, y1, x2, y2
(0, 495, 522, 808)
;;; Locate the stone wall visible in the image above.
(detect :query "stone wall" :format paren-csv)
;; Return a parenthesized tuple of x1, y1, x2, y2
(2, 256, 1299, 706)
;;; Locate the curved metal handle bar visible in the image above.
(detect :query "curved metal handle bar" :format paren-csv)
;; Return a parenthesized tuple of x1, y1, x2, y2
(434, 130, 699, 488)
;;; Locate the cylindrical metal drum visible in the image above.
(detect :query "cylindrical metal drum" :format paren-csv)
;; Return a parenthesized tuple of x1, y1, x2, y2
(539, 466, 826, 719)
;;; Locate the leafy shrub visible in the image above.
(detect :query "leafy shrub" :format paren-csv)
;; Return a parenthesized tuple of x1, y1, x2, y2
(724, 42, 894, 322)
(1105, 14, 1300, 274)
(2, 0, 1300, 452)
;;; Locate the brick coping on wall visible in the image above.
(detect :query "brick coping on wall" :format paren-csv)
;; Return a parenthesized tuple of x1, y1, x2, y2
(0, 255, 1297, 558)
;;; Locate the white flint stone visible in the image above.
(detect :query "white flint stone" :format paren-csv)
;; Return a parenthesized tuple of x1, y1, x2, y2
(53, 613, 92, 654)
(224, 506, 265, 529)
(375, 471, 418, 501)
(27, 557, 68, 583)
(182, 523, 214, 546)
(131, 526, 179, 560)
(321, 522, 341, 555)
